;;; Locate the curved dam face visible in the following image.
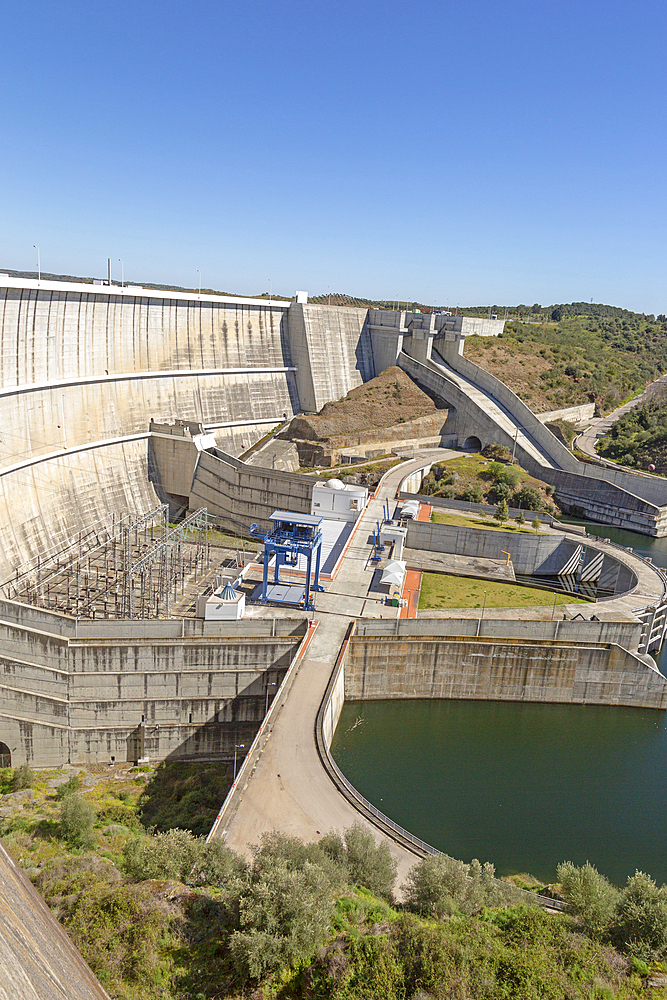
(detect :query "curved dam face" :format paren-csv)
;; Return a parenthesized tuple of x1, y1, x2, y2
(0, 279, 295, 583)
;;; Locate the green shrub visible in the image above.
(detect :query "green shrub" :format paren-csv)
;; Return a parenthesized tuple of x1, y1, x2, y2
(499, 464, 521, 487)
(494, 499, 509, 523)
(487, 482, 511, 504)
(190, 838, 248, 889)
(98, 801, 141, 829)
(557, 861, 620, 929)
(124, 828, 202, 882)
(514, 485, 543, 510)
(458, 485, 484, 503)
(60, 795, 96, 847)
(343, 824, 397, 900)
(486, 461, 506, 481)
(614, 870, 667, 962)
(403, 854, 520, 917)
(482, 444, 512, 462)
(12, 763, 34, 790)
(0, 767, 15, 794)
(56, 775, 82, 800)
(230, 857, 335, 980)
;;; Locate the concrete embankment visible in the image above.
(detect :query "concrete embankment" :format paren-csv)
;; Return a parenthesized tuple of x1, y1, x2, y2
(0, 841, 111, 999)
(0, 601, 308, 767)
(341, 629, 667, 710)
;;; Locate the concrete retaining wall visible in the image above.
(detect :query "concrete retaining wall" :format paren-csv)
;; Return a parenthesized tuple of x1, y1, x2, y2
(321, 657, 345, 747)
(344, 634, 667, 710)
(537, 403, 596, 424)
(0, 601, 309, 766)
(190, 448, 314, 533)
(405, 519, 638, 593)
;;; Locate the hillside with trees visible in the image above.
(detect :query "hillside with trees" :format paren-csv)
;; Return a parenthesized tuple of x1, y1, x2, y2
(3, 761, 667, 998)
(597, 397, 667, 473)
(465, 305, 667, 415)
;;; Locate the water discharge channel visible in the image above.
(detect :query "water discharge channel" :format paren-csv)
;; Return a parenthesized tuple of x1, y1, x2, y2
(331, 516, 667, 886)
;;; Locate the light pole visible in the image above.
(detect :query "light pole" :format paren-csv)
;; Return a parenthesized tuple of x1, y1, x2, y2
(265, 680, 277, 715)
(32, 246, 40, 284)
(476, 590, 487, 637)
(551, 591, 558, 620)
(233, 742, 245, 779)
(118, 259, 124, 288)
(197, 269, 201, 297)
(269, 278, 272, 309)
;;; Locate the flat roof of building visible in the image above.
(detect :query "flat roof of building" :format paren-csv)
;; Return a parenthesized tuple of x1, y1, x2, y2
(269, 511, 323, 527)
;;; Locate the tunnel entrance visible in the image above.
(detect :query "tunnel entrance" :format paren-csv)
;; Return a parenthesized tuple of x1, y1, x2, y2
(463, 435, 482, 451)
(0, 742, 11, 768)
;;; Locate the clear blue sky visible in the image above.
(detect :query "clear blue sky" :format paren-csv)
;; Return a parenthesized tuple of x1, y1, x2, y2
(1, 0, 666, 313)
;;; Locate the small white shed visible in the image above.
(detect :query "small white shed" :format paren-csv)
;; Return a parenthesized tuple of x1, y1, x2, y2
(196, 582, 246, 620)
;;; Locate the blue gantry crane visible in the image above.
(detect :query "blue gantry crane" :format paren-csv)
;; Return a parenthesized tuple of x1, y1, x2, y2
(250, 511, 324, 611)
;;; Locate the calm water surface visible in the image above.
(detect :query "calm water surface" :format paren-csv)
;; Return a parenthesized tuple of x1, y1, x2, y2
(331, 518, 667, 885)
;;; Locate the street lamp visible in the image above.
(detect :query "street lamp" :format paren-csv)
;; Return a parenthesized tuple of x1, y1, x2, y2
(118, 258, 124, 288)
(32, 246, 40, 284)
(476, 590, 487, 637)
(197, 269, 201, 297)
(265, 680, 277, 715)
(233, 742, 245, 779)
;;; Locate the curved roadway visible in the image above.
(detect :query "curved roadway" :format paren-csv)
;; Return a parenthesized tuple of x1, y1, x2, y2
(216, 453, 455, 884)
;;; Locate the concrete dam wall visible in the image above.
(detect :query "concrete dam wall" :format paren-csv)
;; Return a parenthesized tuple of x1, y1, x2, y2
(0, 599, 308, 766)
(1, 271, 667, 595)
(342, 631, 667, 711)
(0, 276, 299, 579)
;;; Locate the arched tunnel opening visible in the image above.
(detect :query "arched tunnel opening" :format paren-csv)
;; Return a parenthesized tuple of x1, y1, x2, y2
(463, 435, 482, 451)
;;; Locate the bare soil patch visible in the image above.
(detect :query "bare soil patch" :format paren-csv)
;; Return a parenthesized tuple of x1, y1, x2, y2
(287, 367, 439, 441)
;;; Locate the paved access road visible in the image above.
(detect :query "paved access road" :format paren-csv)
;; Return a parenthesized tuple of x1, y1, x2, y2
(576, 375, 667, 467)
(217, 451, 452, 887)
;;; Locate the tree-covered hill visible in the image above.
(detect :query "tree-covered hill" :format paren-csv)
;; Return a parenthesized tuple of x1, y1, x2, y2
(598, 396, 667, 473)
(465, 309, 667, 414)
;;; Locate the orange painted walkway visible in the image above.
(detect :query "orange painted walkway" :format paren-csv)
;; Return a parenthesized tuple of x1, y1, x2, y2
(399, 503, 429, 618)
(400, 568, 422, 618)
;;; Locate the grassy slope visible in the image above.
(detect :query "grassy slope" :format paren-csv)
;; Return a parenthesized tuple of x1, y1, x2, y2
(424, 453, 557, 512)
(430, 510, 541, 533)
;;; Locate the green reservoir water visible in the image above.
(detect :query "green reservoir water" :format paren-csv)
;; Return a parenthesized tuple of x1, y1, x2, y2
(331, 699, 667, 885)
(330, 518, 667, 886)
